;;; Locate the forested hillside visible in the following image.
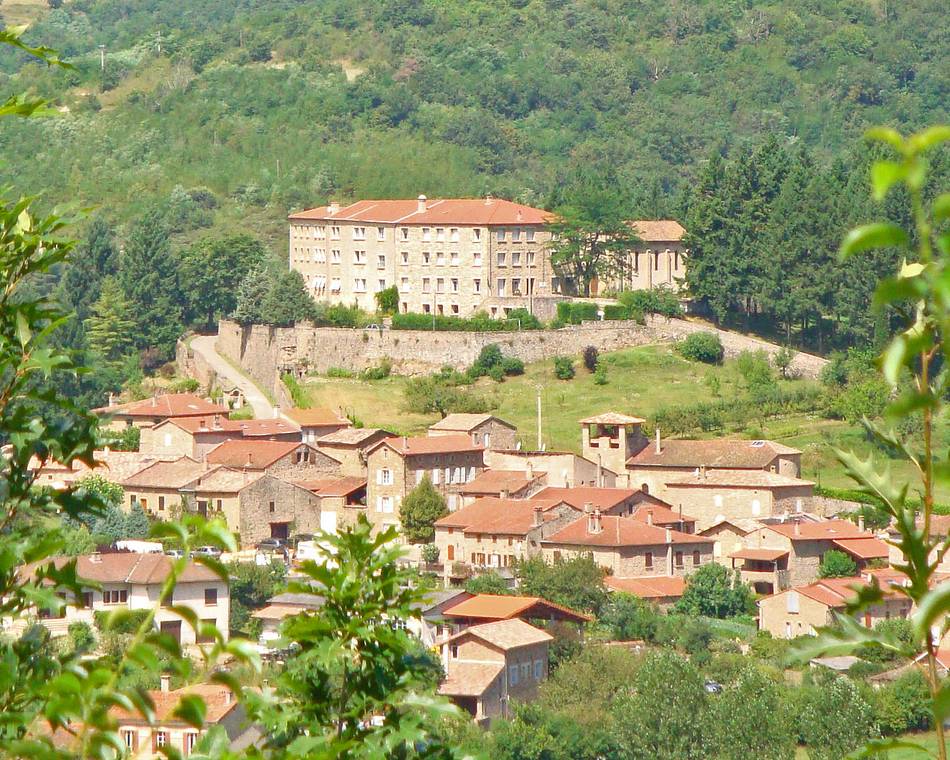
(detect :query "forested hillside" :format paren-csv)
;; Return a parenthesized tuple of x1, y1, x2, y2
(1, 0, 946, 247)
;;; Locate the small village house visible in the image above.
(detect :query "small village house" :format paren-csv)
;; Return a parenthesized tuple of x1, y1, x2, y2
(294, 476, 368, 534)
(120, 457, 208, 518)
(457, 467, 547, 505)
(428, 414, 518, 451)
(282, 407, 351, 444)
(204, 440, 341, 480)
(486, 449, 616, 488)
(93, 393, 230, 432)
(313, 427, 393, 477)
(140, 415, 301, 459)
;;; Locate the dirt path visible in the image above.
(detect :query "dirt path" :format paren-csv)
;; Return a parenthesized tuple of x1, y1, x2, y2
(190, 335, 275, 419)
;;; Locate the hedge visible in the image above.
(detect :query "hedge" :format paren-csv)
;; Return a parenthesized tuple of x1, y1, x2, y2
(391, 309, 541, 332)
(556, 302, 599, 324)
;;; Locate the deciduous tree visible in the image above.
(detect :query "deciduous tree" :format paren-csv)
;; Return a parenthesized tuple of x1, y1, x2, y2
(400, 475, 448, 543)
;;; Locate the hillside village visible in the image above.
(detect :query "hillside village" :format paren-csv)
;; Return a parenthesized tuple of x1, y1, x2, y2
(25, 376, 949, 737)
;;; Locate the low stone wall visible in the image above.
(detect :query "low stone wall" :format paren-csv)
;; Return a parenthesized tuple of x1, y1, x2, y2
(216, 316, 827, 391)
(175, 336, 216, 390)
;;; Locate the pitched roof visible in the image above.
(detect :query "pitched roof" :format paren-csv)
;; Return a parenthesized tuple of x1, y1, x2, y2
(605, 575, 687, 599)
(628, 438, 801, 469)
(766, 519, 871, 542)
(629, 502, 698, 527)
(434, 497, 564, 535)
(187, 467, 266, 493)
(532, 486, 649, 511)
(93, 393, 229, 418)
(288, 197, 554, 226)
(442, 594, 590, 623)
(294, 476, 367, 496)
(282, 407, 350, 427)
(542, 515, 712, 548)
(700, 517, 765, 535)
(832, 537, 890, 560)
(155, 416, 302, 439)
(438, 662, 504, 697)
(663, 470, 814, 489)
(579, 412, 646, 425)
(458, 469, 542, 496)
(371, 434, 484, 457)
(206, 440, 310, 469)
(316, 427, 391, 446)
(113, 684, 239, 725)
(628, 220, 686, 242)
(446, 618, 554, 649)
(429, 413, 515, 432)
(120, 457, 207, 489)
(729, 548, 789, 562)
(25, 553, 219, 586)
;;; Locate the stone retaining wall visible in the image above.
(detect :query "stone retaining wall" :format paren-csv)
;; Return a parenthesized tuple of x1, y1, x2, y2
(175, 336, 216, 390)
(216, 317, 827, 391)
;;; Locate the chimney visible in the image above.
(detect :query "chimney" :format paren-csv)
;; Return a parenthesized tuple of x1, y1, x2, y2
(151, 396, 158, 408)
(417, 194, 427, 213)
(858, 514, 865, 533)
(655, 427, 661, 454)
(588, 508, 603, 535)
(403, 435, 409, 451)
(516, 210, 523, 222)
(583, 501, 593, 514)
(246, 453, 253, 467)
(108, 392, 115, 407)
(500, 489, 510, 500)
(160, 674, 170, 693)
(525, 461, 534, 480)
(485, 193, 494, 205)
(224, 690, 232, 705)
(646, 508, 654, 526)
(533, 505, 543, 527)
(328, 200, 340, 214)
(212, 414, 221, 430)
(794, 521, 801, 537)
(199, 418, 208, 431)
(89, 552, 102, 563)
(665, 528, 672, 543)
(700, 464, 707, 480)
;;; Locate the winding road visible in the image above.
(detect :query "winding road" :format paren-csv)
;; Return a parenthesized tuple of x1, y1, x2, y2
(190, 335, 275, 419)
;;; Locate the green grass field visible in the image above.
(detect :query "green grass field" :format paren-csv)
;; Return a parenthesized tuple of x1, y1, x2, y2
(294, 343, 950, 502)
(794, 732, 949, 759)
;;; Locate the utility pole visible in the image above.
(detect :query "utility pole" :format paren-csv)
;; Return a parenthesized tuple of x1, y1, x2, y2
(98, 44, 106, 71)
(536, 384, 543, 450)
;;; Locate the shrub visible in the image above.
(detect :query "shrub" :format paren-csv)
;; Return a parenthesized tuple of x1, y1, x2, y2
(94, 608, 151, 635)
(556, 301, 599, 324)
(618, 287, 681, 318)
(359, 357, 392, 380)
(68, 622, 96, 654)
(326, 366, 354, 378)
(500, 357, 524, 376)
(554, 356, 575, 380)
(602, 304, 629, 320)
(818, 549, 858, 578)
(488, 365, 505, 382)
(472, 344, 503, 375)
(465, 571, 510, 595)
(420, 543, 440, 565)
(582, 345, 599, 372)
(677, 332, 724, 364)
(594, 365, 608, 385)
(374, 285, 399, 315)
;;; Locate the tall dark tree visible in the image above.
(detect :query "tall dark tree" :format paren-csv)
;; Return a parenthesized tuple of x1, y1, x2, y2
(261, 268, 315, 327)
(118, 207, 183, 360)
(232, 264, 271, 325)
(56, 216, 118, 348)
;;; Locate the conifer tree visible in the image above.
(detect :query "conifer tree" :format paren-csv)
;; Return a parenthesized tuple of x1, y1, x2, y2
(232, 264, 272, 325)
(261, 268, 315, 327)
(84, 276, 136, 364)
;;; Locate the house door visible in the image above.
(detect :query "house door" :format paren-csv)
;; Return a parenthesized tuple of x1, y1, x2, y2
(270, 522, 290, 540)
(197, 500, 208, 517)
(447, 545, 455, 561)
(160, 620, 182, 645)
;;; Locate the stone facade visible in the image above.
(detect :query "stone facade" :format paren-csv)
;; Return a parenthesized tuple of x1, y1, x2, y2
(288, 197, 556, 317)
(429, 415, 518, 451)
(657, 480, 814, 530)
(759, 586, 911, 639)
(485, 451, 614, 488)
(539, 540, 713, 577)
(216, 315, 827, 391)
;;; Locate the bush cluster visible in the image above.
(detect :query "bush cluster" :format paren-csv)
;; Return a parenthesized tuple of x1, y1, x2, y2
(554, 356, 575, 380)
(391, 308, 541, 331)
(617, 287, 682, 318)
(556, 301, 599, 324)
(676, 332, 725, 364)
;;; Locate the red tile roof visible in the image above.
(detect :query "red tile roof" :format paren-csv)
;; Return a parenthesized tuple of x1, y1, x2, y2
(445, 617, 555, 649)
(435, 497, 564, 535)
(24, 553, 219, 585)
(288, 197, 554, 226)
(832, 537, 890, 560)
(629, 502, 698, 527)
(458, 469, 542, 496)
(533, 486, 657, 511)
(205, 440, 308, 469)
(316, 428, 391, 446)
(294, 476, 367, 496)
(628, 438, 801, 469)
(429, 413, 515, 432)
(605, 575, 687, 599)
(120, 457, 208, 489)
(628, 220, 686, 242)
(766, 519, 870, 542)
(113, 684, 239, 725)
(729, 548, 789, 562)
(282, 407, 350, 427)
(542, 515, 712, 548)
(371, 434, 484, 457)
(93, 393, 229, 419)
(159, 416, 301, 437)
(442, 594, 590, 623)
(579, 412, 646, 425)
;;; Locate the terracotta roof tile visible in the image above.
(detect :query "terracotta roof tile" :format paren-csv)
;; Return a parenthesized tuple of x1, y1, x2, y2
(113, 684, 238, 724)
(93, 393, 229, 418)
(120, 457, 207, 489)
(533, 486, 655, 511)
(458, 469, 542, 495)
(542, 515, 712, 548)
(282, 408, 350, 427)
(434, 497, 564, 535)
(371, 434, 484, 457)
(24, 553, 219, 585)
(729, 548, 789, 562)
(294, 476, 367, 496)
(205, 440, 330, 469)
(579, 412, 646, 425)
(442, 594, 589, 623)
(156, 416, 301, 437)
(629, 438, 801, 469)
(438, 662, 504, 697)
(605, 575, 687, 598)
(628, 220, 686, 242)
(429, 413, 514, 432)
(629, 502, 698, 527)
(316, 428, 391, 446)
(832, 537, 890, 560)
(446, 618, 554, 649)
(187, 467, 266, 493)
(767, 519, 870, 541)
(663, 470, 814, 488)
(288, 198, 554, 226)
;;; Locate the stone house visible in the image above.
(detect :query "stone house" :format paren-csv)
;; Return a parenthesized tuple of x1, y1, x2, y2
(605, 576, 687, 609)
(458, 467, 547, 505)
(93, 393, 230, 432)
(658, 469, 815, 530)
(282, 407, 351, 444)
(29, 449, 174, 491)
(539, 510, 714, 578)
(625, 434, 803, 497)
(364, 435, 485, 533)
(579, 412, 650, 477)
(732, 518, 889, 593)
(314, 427, 393, 477)
(486, 449, 616, 488)
(252, 592, 325, 647)
(530, 486, 690, 526)
(204, 440, 340, 480)
(440, 594, 589, 633)
(294, 476, 368, 534)
(428, 414, 518, 450)
(699, 517, 765, 563)
(120, 457, 208, 518)
(288, 196, 556, 319)
(15, 553, 229, 647)
(438, 619, 552, 724)
(141, 415, 301, 459)
(591, 220, 688, 295)
(178, 468, 323, 546)
(758, 575, 912, 639)
(433, 497, 579, 572)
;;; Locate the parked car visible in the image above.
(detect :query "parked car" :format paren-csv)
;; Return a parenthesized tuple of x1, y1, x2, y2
(364, 323, 383, 331)
(256, 538, 288, 552)
(291, 533, 315, 546)
(165, 549, 184, 559)
(704, 680, 723, 694)
(193, 545, 222, 558)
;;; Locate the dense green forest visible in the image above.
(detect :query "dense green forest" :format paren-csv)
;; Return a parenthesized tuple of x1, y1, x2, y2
(1, 0, 947, 374)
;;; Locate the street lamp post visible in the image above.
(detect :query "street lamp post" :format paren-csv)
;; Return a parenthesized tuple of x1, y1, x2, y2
(98, 44, 106, 71)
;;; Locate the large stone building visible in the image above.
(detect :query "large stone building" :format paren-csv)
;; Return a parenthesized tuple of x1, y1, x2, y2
(287, 196, 556, 318)
(591, 220, 688, 296)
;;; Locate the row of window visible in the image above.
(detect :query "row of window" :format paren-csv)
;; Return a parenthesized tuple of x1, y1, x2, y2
(509, 659, 544, 685)
(293, 249, 540, 269)
(291, 225, 541, 244)
(310, 277, 387, 294)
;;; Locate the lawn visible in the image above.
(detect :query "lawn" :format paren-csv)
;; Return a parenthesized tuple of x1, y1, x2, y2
(794, 733, 949, 758)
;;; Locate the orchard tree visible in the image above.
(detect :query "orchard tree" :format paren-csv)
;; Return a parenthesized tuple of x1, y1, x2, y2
(797, 676, 875, 760)
(601, 592, 658, 641)
(675, 563, 755, 618)
(711, 667, 795, 760)
(400, 476, 447, 543)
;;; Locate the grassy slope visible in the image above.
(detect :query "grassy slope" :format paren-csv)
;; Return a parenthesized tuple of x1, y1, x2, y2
(298, 344, 950, 502)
